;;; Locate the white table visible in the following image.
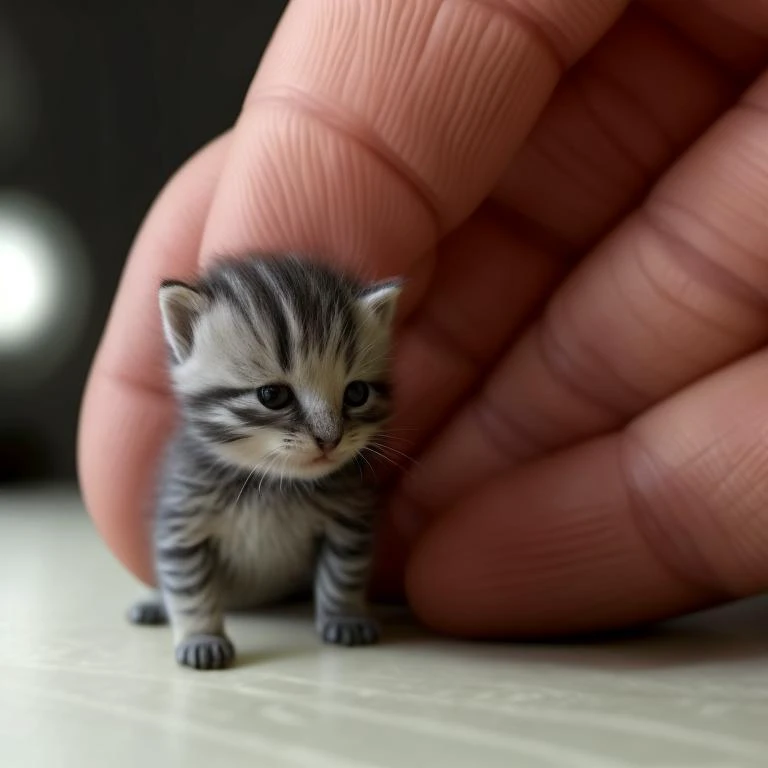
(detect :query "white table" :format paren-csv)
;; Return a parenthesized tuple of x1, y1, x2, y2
(2, 486, 768, 768)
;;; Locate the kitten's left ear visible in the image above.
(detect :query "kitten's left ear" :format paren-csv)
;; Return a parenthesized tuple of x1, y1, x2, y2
(158, 280, 207, 363)
(358, 278, 402, 330)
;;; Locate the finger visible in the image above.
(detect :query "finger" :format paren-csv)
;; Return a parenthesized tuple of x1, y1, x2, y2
(407, 347, 768, 638)
(77, 133, 231, 583)
(198, 0, 628, 272)
(398, 66, 768, 518)
(491, 3, 743, 251)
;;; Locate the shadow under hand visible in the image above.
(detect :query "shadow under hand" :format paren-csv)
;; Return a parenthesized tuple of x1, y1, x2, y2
(442, 595, 768, 673)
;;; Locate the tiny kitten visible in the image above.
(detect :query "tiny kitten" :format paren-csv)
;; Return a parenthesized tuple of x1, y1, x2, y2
(127, 253, 402, 670)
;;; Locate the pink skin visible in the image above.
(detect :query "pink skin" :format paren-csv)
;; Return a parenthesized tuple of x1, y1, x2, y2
(78, 0, 768, 639)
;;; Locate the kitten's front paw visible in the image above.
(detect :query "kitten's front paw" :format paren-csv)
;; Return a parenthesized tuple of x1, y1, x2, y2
(318, 616, 380, 647)
(175, 634, 235, 670)
(127, 600, 167, 626)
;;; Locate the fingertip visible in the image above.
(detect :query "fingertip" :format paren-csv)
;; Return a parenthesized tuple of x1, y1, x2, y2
(77, 371, 167, 586)
(405, 436, 707, 639)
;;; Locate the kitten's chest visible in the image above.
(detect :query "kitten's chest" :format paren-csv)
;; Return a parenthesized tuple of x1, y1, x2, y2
(213, 489, 325, 607)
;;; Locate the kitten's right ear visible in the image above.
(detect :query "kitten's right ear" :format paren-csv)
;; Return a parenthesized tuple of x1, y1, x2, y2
(158, 280, 207, 364)
(357, 278, 403, 330)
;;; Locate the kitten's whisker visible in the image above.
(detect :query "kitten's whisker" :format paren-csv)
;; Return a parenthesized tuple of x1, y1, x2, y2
(368, 441, 420, 467)
(364, 446, 405, 471)
(357, 451, 378, 482)
(278, 459, 288, 494)
(257, 452, 281, 494)
(234, 464, 260, 505)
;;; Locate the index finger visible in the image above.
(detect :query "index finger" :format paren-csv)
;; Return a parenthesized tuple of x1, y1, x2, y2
(199, 0, 628, 272)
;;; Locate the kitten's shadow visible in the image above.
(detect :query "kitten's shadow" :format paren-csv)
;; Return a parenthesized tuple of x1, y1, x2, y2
(227, 600, 435, 664)
(229, 649, 306, 668)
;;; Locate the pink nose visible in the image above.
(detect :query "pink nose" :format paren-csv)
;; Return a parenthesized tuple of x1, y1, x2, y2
(314, 436, 341, 452)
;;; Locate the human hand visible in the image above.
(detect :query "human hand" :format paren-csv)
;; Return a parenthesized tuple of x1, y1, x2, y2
(78, 0, 768, 639)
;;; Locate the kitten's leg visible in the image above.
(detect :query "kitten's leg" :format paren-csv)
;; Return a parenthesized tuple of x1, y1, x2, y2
(127, 589, 167, 625)
(156, 537, 235, 670)
(314, 513, 380, 646)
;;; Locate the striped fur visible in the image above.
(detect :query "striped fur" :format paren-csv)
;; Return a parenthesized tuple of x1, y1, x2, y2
(128, 254, 401, 670)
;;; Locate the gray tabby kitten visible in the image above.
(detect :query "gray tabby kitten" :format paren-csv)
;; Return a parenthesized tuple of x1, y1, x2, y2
(127, 254, 401, 671)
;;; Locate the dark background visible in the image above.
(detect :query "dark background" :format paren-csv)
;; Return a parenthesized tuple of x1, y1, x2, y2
(0, 1, 289, 485)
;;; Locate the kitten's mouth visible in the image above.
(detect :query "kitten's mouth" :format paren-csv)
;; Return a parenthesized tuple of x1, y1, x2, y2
(302, 450, 343, 471)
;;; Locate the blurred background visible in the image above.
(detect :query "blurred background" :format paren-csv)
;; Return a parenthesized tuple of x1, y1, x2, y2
(0, 0, 288, 486)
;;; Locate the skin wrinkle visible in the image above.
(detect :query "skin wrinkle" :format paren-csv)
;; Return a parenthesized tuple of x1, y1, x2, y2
(630, 223, 751, 345)
(467, 391, 548, 465)
(534, 295, 649, 418)
(470, 0, 569, 72)
(202, 106, 440, 273)
(642, 203, 768, 314)
(92, 359, 172, 407)
(574, 68, 674, 177)
(483, 197, 574, 261)
(243, 87, 444, 236)
(386, 206, 569, 462)
(426, 9, 523, 192)
(382, 1, 559, 210)
(492, 42, 732, 252)
(517, 123, 614, 205)
(619, 427, 745, 601)
(597, 236, 734, 390)
(589, 26, 700, 149)
(232, 0, 587, 252)
(415, 305, 489, 371)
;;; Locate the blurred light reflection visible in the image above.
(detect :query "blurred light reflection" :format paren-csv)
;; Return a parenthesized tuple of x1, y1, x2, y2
(0, 216, 57, 350)
(0, 192, 91, 387)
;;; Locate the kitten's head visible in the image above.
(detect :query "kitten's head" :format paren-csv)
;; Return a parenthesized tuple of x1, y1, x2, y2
(159, 255, 401, 480)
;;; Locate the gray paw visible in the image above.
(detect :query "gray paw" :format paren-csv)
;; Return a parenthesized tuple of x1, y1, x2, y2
(175, 634, 235, 670)
(319, 616, 380, 646)
(127, 600, 167, 626)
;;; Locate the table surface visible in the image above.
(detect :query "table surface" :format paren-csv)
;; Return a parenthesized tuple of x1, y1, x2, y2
(2, 486, 768, 768)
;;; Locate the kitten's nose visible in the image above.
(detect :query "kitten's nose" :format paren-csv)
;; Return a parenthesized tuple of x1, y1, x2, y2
(314, 435, 341, 453)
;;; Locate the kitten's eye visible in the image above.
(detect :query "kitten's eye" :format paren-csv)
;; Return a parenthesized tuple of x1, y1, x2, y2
(344, 381, 370, 408)
(256, 384, 294, 410)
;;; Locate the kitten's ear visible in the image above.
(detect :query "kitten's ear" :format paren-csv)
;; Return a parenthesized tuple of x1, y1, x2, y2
(357, 279, 402, 330)
(158, 280, 207, 363)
